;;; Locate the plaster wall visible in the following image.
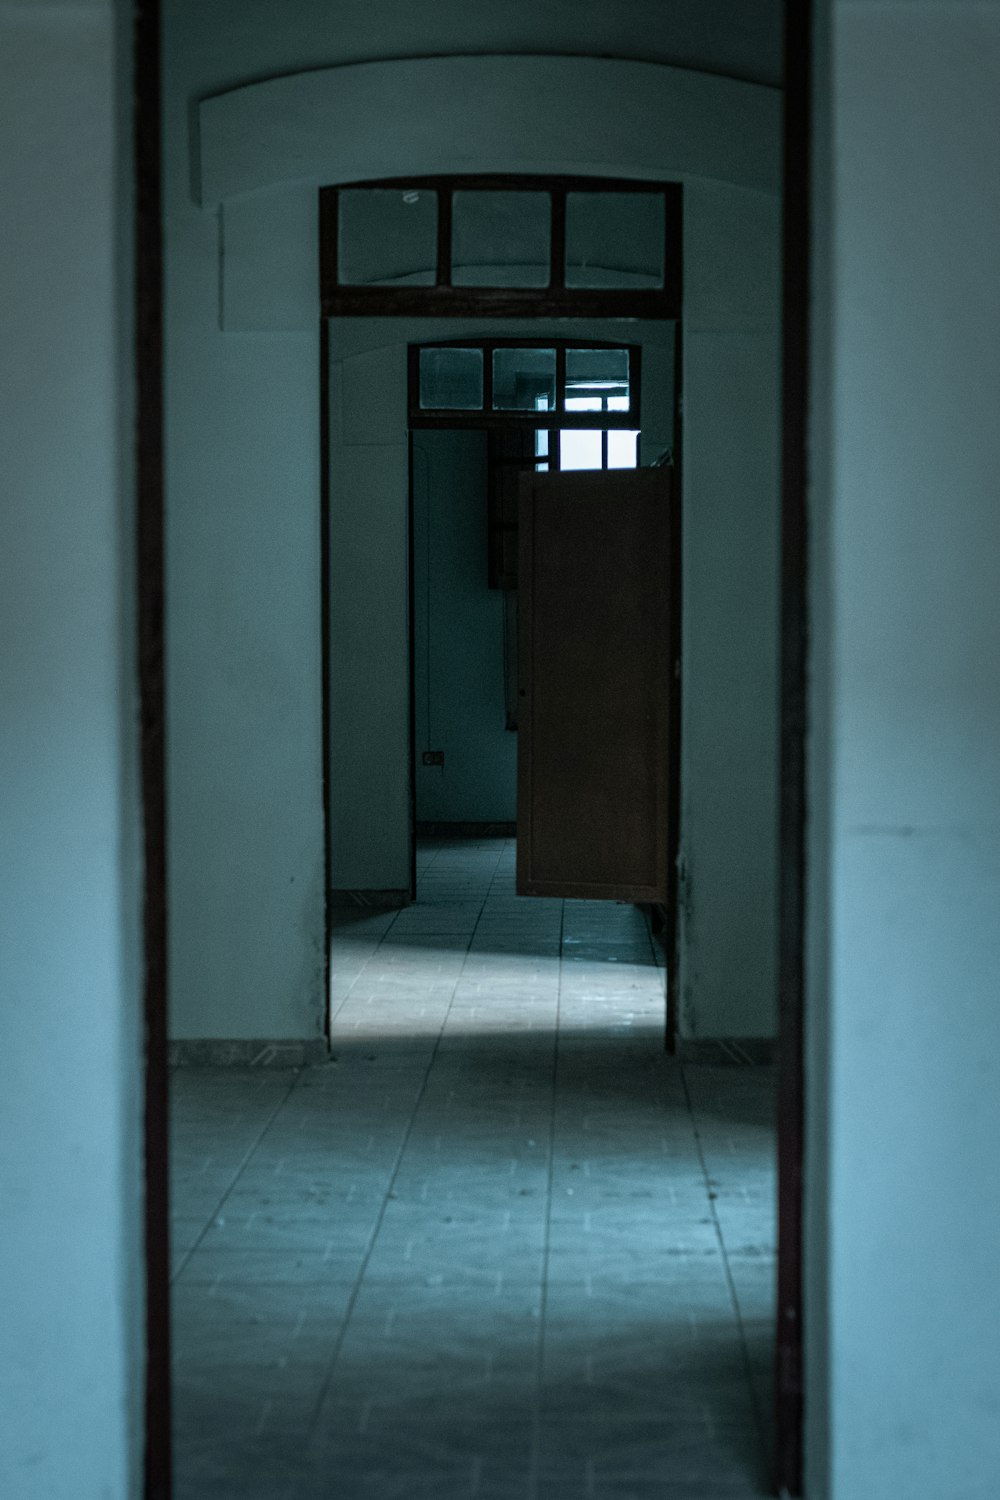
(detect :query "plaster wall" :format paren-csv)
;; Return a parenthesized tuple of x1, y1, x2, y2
(0, 2, 143, 1494)
(164, 9, 781, 1039)
(412, 429, 513, 826)
(808, 4, 1000, 1495)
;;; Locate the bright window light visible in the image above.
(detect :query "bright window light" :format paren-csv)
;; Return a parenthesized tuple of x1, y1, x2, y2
(607, 430, 640, 469)
(559, 430, 603, 470)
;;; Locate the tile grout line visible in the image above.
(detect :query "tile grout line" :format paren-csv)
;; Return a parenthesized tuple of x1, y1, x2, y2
(529, 877, 565, 1500)
(170, 1068, 305, 1287)
(304, 838, 506, 1442)
(679, 1061, 767, 1453)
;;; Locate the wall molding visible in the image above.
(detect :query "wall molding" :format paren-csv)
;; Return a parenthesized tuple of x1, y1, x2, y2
(415, 821, 517, 839)
(197, 55, 780, 206)
(168, 1038, 329, 1067)
(677, 1037, 777, 1065)
(329, 888, 411, 909)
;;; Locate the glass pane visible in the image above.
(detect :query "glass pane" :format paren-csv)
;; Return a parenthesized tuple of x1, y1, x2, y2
(559, 430, 603, 471)
(565, 347, 630, 406)
(565, 193, 665, 289)
(339, 188, 437, 286)
(565, 395, 603, 413)
(452, 191, 550, 287)
(492, 348, 556, 411)
(419, 348, 484, 410)
(607, 431, 639, 469)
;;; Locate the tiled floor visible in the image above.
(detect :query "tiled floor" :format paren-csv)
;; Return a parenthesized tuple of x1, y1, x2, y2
(171, 838, 776, 1499)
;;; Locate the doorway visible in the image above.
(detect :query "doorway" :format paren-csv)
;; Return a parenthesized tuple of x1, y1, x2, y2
(323, 306, 682, 989)
(158, 155, 797, 1500)
(302, 173, 779, 1491)
(405, 336, 674, 909)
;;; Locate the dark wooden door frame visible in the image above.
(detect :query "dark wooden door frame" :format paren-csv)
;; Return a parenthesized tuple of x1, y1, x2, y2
(774, 4, 813, 1494)
(134, 0, 171, 1496)
(137, 32, 811, 1500)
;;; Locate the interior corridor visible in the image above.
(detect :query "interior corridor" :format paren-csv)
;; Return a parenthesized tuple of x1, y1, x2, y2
(170, 839, 776, 1499)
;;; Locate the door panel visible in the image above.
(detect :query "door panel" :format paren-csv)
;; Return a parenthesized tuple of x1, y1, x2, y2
(517, 467, 671, 901)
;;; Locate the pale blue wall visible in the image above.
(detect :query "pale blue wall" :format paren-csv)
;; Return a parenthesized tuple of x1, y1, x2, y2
(807, 4, 1000, 1496)
(0, 2, 144, 1493)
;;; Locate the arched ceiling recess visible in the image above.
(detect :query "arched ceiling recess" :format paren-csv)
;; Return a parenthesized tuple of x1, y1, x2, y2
(197, 55, 780, 205)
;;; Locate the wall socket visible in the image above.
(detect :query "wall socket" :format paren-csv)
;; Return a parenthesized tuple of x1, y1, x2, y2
(422, 750, 444, 767)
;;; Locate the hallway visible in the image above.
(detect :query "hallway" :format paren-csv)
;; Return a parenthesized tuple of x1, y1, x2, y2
(170, 839, 775, 1499)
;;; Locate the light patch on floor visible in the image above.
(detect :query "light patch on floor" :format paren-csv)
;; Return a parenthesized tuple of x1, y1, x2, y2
(171, 838, 776, 1499)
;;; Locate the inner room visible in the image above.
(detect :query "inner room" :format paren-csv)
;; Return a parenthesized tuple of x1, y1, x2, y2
(169, 164, 782, 1498)
(327, 319, 675, 904)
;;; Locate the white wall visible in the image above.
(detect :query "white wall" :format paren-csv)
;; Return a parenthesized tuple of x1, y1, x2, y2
(165, 8, 782, 1039)
(808, 3, 1000, 1495)
(412, 430, 515, 826)
(164, 41, 325, 1040)
(0, 2, 144, 1495)
(326, 333, 411, 890)
(682, 184, 782, 1037)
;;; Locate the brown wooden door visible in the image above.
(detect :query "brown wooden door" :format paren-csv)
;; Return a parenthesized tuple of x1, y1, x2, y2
(517, 466, 671, 901)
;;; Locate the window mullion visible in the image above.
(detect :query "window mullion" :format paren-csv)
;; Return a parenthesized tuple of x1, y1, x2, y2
(436, 190, 453, 287)
(550, 190, 567, 291)
(483, 341, 493, 412)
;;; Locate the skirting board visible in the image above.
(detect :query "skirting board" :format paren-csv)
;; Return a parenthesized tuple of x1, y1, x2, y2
(329, 889, 410, 909)
(168, 1038, 329, 1067)
(677, 1038, 777, 1065)
(416, 821, 517, 838)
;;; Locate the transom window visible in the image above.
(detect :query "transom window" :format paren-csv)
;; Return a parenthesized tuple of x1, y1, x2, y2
(320, 176, 681, 319)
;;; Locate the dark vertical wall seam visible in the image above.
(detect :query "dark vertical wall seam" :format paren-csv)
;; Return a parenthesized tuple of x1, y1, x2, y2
(666, 294, 684, 1056)
(775, 3, 811, 1494)
(134, 0, 172, 1493)
(320, 316, 333, 1037)
(407, 426, 418, 899)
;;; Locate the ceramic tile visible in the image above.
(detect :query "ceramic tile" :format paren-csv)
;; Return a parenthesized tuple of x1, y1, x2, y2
(171, 837, 775, 1499)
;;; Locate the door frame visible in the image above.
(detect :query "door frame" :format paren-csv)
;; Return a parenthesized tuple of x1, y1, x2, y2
(774, 6, 813, 1493)
(136, 36, 811, 1500)
(321, 248, 684, 1040)
(134, 0, 171, 1494)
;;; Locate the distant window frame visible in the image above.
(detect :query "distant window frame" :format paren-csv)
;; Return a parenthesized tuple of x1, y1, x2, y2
(407, 338, 641, 431)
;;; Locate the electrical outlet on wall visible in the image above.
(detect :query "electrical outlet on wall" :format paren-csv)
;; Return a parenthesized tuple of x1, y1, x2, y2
(422, 750, 444, 767)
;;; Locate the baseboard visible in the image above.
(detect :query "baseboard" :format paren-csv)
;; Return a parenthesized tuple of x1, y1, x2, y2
(415, 821, 517, 838)
(644, 902, 668, 936)
(167, 1038, 329, 1068)
(328, 888, 410, 909)
(677, 1037, 777, 1065)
